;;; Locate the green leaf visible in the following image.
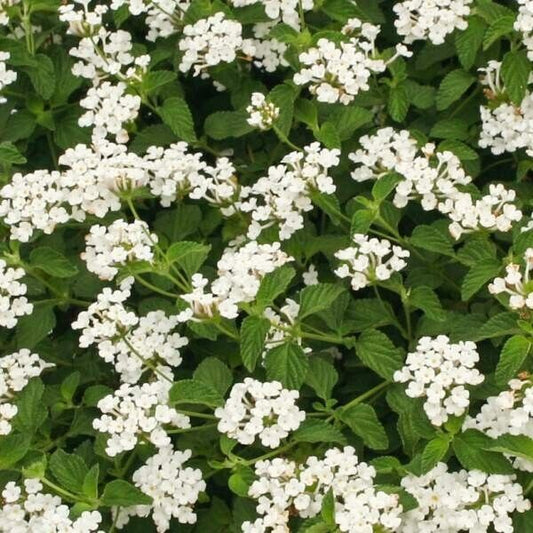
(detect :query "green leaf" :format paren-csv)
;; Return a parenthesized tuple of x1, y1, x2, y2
(404, 80, 436, 109)
(409, 286, 446, 321)
(356, 329, 404, 379)
(421, 435, 450, 472)
(495, 335, 532, 385)
(455, 16, 486, 69)
(315, 122, 341, 149)
(14, 378, 47, 431)
(82, 464, 100, 500)
(299, 283, 346, 319)
(351, 208, 375, 234)
(142, 70, 177, 95)
(264, 343, 309, 389)
(204, 111, 254, 139)
(436, 69, 475, 110)
(22, 54, 56, 99)
(60, 372, 81, 403)
(30, 247, 78, 278)
(388, 83, 409, 122)
(340, 402, 388, 450)
(0, 433, 31, 469)
(321, 0, 360, 22)
(453, 430, 514, 473)
(269, 84, 296, 136)
(194, 357, 232, 396)
(268, 23, 299, 44)
(305, 358, 338, 400)
(501, 50, 531, 105)
(461, 259, 501, 301)
(474, 312, 520, 341)
(429, 118, 469, 140)
(372, 173, 402, 201)
(482, 15, 515, 50)
(410, 224, 455, 257)
(228, 466, 255, 497)
(476, 0, 515, 23)
(457, 235, 496, 266)
(49, 450, 88, 494)
(293, 419, 346, 444)
(157, 96, 197, 143)
(0, 141, 27, 164)
(169, 379, 224, 407)
(16, 304, 56, 349)
(310, 192, 343, 225)
(438, 140, 478, 161)
(294, 98, 318, 130)
(485, 434, 533, 462)
(329, 106, 372, 140)
(321, 488, 335, 527)
(166, 241, 211, 277)
(101, 480, 153, 507)
(255, 265, 296, 311)
(240, 316, 270, 372)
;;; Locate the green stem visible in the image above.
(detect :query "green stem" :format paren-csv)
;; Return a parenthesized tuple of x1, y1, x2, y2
(167, 423, 218, 434)
(40, 477, 83, 504)
(133, 274, 178, 299)
(174, 409, 217, 420)
(340, 381, 390, 412)
(300, 331, 347, 345)
(242, 442, 296, 466)
(213, 320, 239, 341)
(273, 125, 302, 152)
(403, 299, 413, 347)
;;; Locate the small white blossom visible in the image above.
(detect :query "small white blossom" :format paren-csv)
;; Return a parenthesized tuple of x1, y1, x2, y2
(248, 22, 289, 72)
(464, 375, 533, 472)
(82, 219, 157, 281)
(0, 350, 53, 435)
(229, 0, 313, 30)
(0, 259, 33, 328)
(263, 299, 308, 354)
(393, 0, 473, 45)
(394, 335, 484, 426)
(0, 479, 103, 532)
(178, 13, 255, 78)
(400, 463, 530, 532)
(0, 1, 20, 26)
(488, 249, 533, 310)
(246, 93, 280, 130)
(215, 378, 305, 448)
(93, 375, 190, 456)
(334, 234, 409, 291)
(244, 446, 403, 532)
(114, 446, 205, 532)
(0, 51, 16, 103)
(515, 0, 533, 61)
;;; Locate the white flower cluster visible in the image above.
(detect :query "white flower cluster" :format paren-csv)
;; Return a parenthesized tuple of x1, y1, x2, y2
(0, 349, 53, 435)
(248, 22, 289, 72)
(244, 446, 403, 532)
(93, 375, 190, 456)
(0, 1, 20, 26)
(488, 248, 533, 310)
(246, 92, 280, 130)
(0, 259, 33, 328)
(0, 479, 102, 532)
(110, 0, 190, 42)
(240, 143, 340, 240)
(115, 446, 205, 532)
(82, 219, 157, 281)
(515, 0, 533, 61)
(464, 375, 533, 472)
(394, 335, 484, 426)
(79, 82, 141, 144)
(478, 61, 533, 157)
(72, 278, 188, 383)
(229, 0, 314, 29)
(334, 234, 410, 291)
(393, 0, 473, 45)
(215, 378, 305, 448)
(0, 51, 16, 103)
(294, 19, 411, 105)
(400, 463, 531, 532)
(179, 12, 254, 78)
(441, 184, 523, 240)
(263, 299, 308, 354)
(349, 127, 471, 211)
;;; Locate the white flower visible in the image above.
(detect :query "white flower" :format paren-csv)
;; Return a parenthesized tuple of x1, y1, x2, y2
(394, 335, 484, 426)
(178, 13, 255, 78)
(334, 234, 409, 291)
(515, 0, 533, 61)
(0, 350, 53, 435)
(349, 127, 471, 211)
(0, 479, 103, 531)
(247, 93, 280, 130)
(72, 278, 188, 383)
(464, 375, 533, 472)
(393, 0, 473, 45)
(0, 259, 33, 328)
(229, 0, 313, 30)
(400, 463, 530, 532)
(114, 446, 205, 532)
(239, 143, 340, 240)
(248, 22, 289, 72)
(79, 82, 141, 143)
(215, 378, 305, 448)
(0, 51, 16, 103)
(488, 249, 533, 311)
(294, 23, 411, 105)
(245, 446, 403, 532)
(93, 375, 190, 456)
(82, 219, 157, 281)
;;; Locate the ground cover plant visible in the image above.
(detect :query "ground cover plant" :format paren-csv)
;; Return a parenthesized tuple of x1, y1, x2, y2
(0, 0, 532, 531)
